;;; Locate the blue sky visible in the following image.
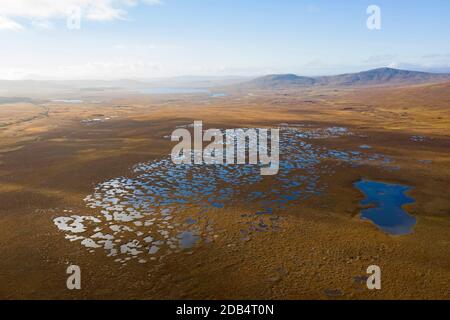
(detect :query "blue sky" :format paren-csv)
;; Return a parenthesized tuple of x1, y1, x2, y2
(1, 0, 450, 79)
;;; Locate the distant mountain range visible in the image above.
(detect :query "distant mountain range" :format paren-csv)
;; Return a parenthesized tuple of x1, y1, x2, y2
(241, 68, 450, 89)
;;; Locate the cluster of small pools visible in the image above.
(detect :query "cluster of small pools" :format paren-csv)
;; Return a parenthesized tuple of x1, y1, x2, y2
(54, 124, 415, 264)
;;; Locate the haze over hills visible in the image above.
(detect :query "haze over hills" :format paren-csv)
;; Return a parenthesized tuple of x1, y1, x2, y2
(2, 68, 450, 99)
(241, 68, 450, 89)
(0, 76, 249, 98)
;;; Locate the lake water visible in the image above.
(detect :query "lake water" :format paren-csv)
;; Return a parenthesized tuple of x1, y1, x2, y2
(137, 88, 210, 94)
(0, 97, 33, 104)
(51, 99, 84, 104)
(355, 179, 416, 235)
(137, 88, 228, 97)
(210, 93, 228, 98)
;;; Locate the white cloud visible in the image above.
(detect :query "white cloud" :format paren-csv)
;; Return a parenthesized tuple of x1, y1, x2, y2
(142, 0, 163, 4)
(0, 0, 162, 30)
(387, 62, 400, 69)
(84, 2, 126, 21)
(0, 15, 23, 30)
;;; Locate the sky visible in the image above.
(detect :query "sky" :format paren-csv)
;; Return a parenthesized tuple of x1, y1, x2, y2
(1, 0, 450, 80)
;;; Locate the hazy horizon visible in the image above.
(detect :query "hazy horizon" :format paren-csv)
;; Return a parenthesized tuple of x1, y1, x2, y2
(2, 66, 450, 83)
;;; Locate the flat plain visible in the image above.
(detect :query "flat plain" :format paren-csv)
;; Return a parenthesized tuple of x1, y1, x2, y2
(0, 82, 449, 299)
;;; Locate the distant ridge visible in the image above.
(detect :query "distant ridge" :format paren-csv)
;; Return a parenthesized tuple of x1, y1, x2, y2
(248, 74, 316, 89)
(242, 68, 450, 89)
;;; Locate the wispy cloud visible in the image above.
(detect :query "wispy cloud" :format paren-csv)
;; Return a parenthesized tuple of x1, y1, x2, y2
(0, 59, 164, 80)
(422, 53, 450, 59)
(0, 0, 163, 30)
(31, 19, 53, 29)
(113, 43, 182, 50)
(363, 54, 397, 64)
(0, 15, 23, 31)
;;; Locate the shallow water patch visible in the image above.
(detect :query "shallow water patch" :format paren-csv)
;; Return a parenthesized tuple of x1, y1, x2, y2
(210, 93, 227, 98)
(138, 88, 209, 95)
(51, 99, 84, 104)
(355, 179, 416, 235)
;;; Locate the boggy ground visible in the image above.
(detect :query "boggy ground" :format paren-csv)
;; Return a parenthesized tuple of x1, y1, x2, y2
(0, 83, 449, 299)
